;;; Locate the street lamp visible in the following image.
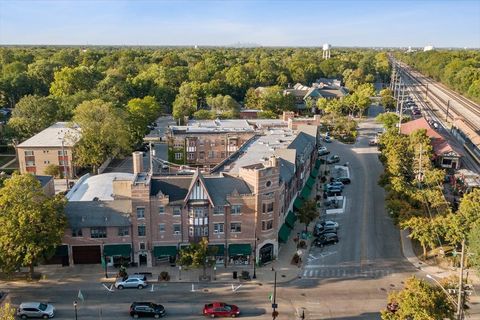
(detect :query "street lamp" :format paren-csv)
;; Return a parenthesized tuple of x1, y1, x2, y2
(253, 237, 258, 279)
(73, 300, 78, 320)
(178, 265, 182, 280)
(213, 266, 216, 280)
(426, 274, 459, 310)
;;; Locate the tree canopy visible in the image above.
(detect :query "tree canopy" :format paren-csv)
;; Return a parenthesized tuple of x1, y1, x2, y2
(0, 173, 66, 277)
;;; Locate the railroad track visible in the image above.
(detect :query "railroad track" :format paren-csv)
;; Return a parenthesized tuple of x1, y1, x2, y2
(397, 64, 480, 131)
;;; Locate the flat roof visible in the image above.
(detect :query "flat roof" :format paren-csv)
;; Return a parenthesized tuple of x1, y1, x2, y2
(67, 172, 134, 201)
(225, 129, 296, 174)
(17, 122, 81, 148)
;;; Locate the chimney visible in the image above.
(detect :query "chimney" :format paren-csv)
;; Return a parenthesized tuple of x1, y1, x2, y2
(133, 151, 144, 174)
(269, 155, 278, 168)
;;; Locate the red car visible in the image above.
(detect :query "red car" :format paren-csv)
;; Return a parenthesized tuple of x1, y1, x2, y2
(203, 302, 240, 318)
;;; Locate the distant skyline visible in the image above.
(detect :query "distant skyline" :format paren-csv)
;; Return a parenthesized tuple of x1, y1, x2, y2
(0, 0, 479, 48)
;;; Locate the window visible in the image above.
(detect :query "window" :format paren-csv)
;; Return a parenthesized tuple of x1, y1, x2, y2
(231, 205, 241, 215)
(266, 180, 272, 187)
(214, 223, 224, 234)
(213, 206, 224, 215)
(210, 141, 216, 147)
(138, 225, 146, 237)
(221, 152, 225, 158)
(199, 152, 205, 160)
(136, 207, 145, 219)
(220, 140, 225, 145)
(139, 242, 146, 250)
(159, 224, 165, 233)
(194, 207, 204, 217)
(158, 205, 165, 214)
(173, 207, 181, 216)
(58, 150, 67, 156)
(188, 226, 194, 236)
(263, 202, 274, 213)
(173, 224, 181, 235)
(26, 160, 35, 166)
(90, 227, 107, 238)
(208, 151, 215, 158)
(262, 219, 274, 231)
(230, 223, 241, 233)
(199, 139, 204, 146)
(59, 160, 66, 165)
(187, 153, 195, 160)
(72, 228, 83, 237)
(24, 150, 34, 156)
(175, 153, 183, 160)
(118, 226, 129, 236)
(43, 160, 50, 164)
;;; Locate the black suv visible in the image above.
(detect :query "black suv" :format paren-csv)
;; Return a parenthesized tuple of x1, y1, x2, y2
(314, 233, 339, 247)
(130, 302, 166, 318)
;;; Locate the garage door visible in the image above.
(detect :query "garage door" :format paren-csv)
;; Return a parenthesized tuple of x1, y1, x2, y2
(72, 245, 101, 264)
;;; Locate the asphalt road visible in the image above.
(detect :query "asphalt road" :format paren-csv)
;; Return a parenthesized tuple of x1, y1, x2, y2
(2, 108, 417, 319)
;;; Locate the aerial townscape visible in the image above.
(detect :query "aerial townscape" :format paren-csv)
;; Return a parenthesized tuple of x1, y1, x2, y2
(0, 0, 479, 319)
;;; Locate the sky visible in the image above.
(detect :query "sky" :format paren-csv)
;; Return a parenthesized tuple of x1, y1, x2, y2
(0, 0, 479, 48)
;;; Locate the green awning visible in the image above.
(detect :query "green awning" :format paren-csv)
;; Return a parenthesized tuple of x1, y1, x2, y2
(228, 244, 252, 256)
(103, 244, 131, 257)
(310, 167, 319, 178)
(278, 224, 292, 243)
(209, 244, 225, 256)
(153, 246, 178, 258)
(54, 245, 69, 257)
(306, 176, 315, 188)
(315, 159, 321, 169)
(293, 197, 304, 210)
(285, 211, 297, 229)
(300, 184, 312, 199)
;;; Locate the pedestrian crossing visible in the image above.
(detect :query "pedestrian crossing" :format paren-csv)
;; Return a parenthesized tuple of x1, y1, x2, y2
(301, 265, 393, 279)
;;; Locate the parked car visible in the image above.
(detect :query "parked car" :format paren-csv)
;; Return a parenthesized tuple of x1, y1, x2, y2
(314, 226, 338, 237)
(326, 186, 342, 193)
(317, 220, 339, 229)
(318, 146, 330, 156)
(130, 302, 166, 318)
(331, 177, 351, 184)
(314, 233, 339, 247)
(324, 136, 332, 143)
(326, 182, 344, 190)
(17, 302, 55, 319)
(115, 275, 148, 290)
(326, 155, 340, 164)
(203, 302, 240, 318)
(326, 190, 342, 197)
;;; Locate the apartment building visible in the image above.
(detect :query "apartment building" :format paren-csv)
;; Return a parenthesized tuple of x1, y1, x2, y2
(59, 124, 320, 268)
(16, 122, 80, 178)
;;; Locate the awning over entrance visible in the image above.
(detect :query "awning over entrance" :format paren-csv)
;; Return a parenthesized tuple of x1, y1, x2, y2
(278, 224, 292, 243)
(293, 197, 304, 210)
(208, 244, 225, 256)
(103, 244, 131, 257)
(228, 243, 252, 256)
(315, 159, 321, 169)
(306, 176, 315, 188)
(153, 246, 178, 258)
(310, 167, 319, 178)
(285, 211, 297, 229)
(300, 184, 312, 199)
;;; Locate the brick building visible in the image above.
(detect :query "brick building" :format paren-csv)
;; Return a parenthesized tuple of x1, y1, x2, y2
(16, 122, 80, 178)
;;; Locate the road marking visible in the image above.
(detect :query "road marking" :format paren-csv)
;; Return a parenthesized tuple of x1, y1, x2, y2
(151, 284, 154, 292)
(102, 283, 114, 292)
(191, 284, 195, 292)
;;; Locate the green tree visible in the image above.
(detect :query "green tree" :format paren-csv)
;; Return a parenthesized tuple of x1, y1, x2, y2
(206, 94, 240, 117)
(193, 109, 215, 120)
(297, 199, 318, 233)
(381, 276, 455, 320)
(379, 88, 396, 110)
(375, 112, 399, 130)
(72, 99, 131, 173)
(0, 173, 66, 278)
(127, 96, 162, 146)
(44, 164, 61, 178)
(7, 95, 59, 140)
(401, 216, 439, 258)
(50, 66, 100, 97)
(468, 223, 480, 272)
(178, 237, 218, 279)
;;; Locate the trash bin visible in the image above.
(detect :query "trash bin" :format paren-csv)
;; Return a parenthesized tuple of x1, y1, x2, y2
(233, 271, 238, 279)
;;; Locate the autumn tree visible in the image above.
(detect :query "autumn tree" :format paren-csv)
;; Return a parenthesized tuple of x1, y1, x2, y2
(0, 173, 66, 278)
(0, 303, 16, 320)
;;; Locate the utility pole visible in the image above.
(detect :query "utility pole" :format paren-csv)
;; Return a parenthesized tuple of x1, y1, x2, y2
(446, 100, 450, 122)
(272, 271, 278, 319)
(425, 83, 429, 102)
(149, 141, 154, 174)
(417, 144, 423, 185)
(457, 239, 465, 320)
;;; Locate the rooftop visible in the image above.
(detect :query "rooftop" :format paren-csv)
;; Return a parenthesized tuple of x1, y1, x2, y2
(66, 172, 134, 201)
(17, 122, 81, 148)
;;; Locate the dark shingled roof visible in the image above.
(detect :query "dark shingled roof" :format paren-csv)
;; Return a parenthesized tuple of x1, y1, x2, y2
(203, 176, 252, 206)
(150, 176, 193, 204)
(287, 132, 315, 158)
(65, 200, 131, 229)
(36, 175, 53, 188)
(279, 158, 295, 184)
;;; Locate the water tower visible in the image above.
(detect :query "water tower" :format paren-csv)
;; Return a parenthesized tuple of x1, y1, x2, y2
(322, 43, 331, 59)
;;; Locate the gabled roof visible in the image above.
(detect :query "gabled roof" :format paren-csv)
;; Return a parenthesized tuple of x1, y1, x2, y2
(36, 175, 53, 188)
(400, 118, 443, 140)
(17, 122, 81, 148)
(203, 176, 252, 206)
(184, 169, 214, 206)
(150, 176, 192, 204)
(304, 88, 323, 100)
(287, 132, 315, 159)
